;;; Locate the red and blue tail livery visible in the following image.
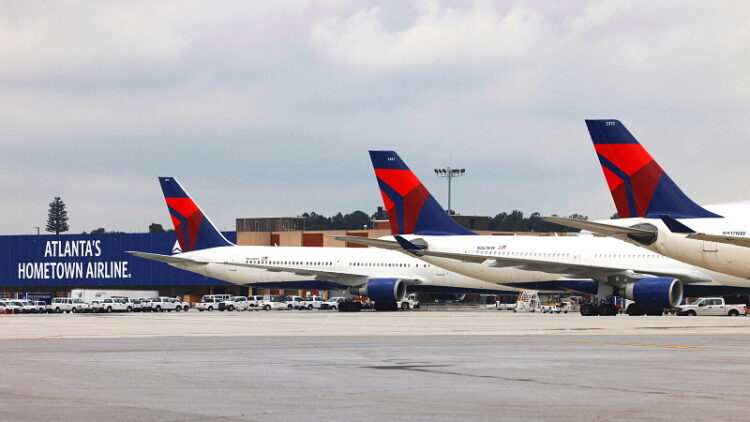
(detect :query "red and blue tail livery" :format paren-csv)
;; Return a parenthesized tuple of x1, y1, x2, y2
(585, 120, 720, 219)
(159, 177, 234, 252)
(369, 151, 476, 236)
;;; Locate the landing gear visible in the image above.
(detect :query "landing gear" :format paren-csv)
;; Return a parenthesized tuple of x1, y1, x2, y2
(374, 301, 398, 312)
(626, 304, 663, 316)
(626, 304, 646, 316)
(337, 301, 362, 312)
(580, 304, 599, 316)
(598, 304, 618, 316)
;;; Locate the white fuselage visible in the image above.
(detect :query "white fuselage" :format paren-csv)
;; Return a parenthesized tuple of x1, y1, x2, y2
(394, 232, 750, 290)
(597, 202, 750, 279)
(170, 245, 516, 294)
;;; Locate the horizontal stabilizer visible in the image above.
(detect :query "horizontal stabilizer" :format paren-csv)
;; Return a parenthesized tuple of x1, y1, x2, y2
(542, 217, 655, 237)
(126, 251, 208, 265)
(686, 233, 750, 248)
(333, 236, 403, 250)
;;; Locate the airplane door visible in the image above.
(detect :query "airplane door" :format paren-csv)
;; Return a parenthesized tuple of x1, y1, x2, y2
(703, 241, 718, 252)
(228, 257, 237, 272)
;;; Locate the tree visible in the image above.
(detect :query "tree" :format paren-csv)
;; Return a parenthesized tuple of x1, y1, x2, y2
(149, 223, 166, 233)
(46, 196, 69, 235)
(371, 206, 388, 221)
(343, 211, 372, 230)
(90, 227, 106, 234)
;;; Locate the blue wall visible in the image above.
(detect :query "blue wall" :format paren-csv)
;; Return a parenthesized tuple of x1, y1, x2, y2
(0, 233, 236, 287)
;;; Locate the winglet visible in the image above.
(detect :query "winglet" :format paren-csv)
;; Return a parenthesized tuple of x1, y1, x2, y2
(659, 215, 696, 234)
(586, 119, 721, 219)
(369, 151, 476, 236)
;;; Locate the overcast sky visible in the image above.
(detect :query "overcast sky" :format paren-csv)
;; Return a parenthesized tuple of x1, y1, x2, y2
(2, 1, 749, 234)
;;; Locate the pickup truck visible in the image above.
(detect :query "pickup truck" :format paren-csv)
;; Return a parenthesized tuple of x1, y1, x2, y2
(284, 296, 305, 310)
(320, 297, 347, 310)
(260, 295, 288, 311)
(300, 296, 326, 310)
(219, 296, 251, 311)
(196, 297, 221, 311)
(98, 298, 131, 313)
(676, 298, 748, 316)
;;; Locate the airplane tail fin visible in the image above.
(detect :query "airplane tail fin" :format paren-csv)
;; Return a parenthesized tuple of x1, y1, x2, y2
(158, 177, 234, 252)
(585, 120, 720, 219)
(368, 151, 476, 235)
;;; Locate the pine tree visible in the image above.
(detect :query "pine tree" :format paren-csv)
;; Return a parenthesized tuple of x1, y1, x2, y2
(46, 196, 69, 235)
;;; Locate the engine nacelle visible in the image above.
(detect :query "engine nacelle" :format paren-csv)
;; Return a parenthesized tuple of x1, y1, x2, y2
(622, 278, 683, 308)
(351, 278, 406, 302)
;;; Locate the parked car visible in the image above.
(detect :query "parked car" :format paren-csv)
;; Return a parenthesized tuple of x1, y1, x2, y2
(16, 299, 42, 313)
(320, 297, 347, 310)
(247, 295, 265, 308)
(170, 298, 190, 312)
(196, 297, 221, 312)
(0, 300, 25, 313)
(284, 296, 305, 310)
(260, 295, 288, 311)
(138, 297, 159, 312)
(32, 301, 48, 313)
(49, 298, 87, 313)
(300, 296, 326, 310)
(98, 298, 130, 313)
(146, 297, 179, 312)
(677, 298, 748, 316)
(219, 296, 250, 311)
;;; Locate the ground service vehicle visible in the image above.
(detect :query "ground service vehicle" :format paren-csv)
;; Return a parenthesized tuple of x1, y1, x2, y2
(676, 298, 747, 316)
(396, 294, 420, 310)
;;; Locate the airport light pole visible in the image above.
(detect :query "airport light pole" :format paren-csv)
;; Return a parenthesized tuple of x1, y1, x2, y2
(434, 166, 465, 214)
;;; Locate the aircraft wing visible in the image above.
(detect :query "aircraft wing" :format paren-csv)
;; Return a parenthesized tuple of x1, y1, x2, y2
(333, 236, 404, 250)
(686, 233, 750, 248)
(127, 251, 209, 265)
(230, 262, 423, 286)
(542, 217, 656, 237)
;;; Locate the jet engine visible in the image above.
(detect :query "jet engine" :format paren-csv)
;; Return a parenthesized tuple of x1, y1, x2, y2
(621, 277, 683, 308)
(350, 278, 406, 302)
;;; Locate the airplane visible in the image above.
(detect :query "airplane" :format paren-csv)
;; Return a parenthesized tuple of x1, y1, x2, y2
(546, 119, 750, 280)
(336, 151, 750, 316)
(128, 177, 518, 311)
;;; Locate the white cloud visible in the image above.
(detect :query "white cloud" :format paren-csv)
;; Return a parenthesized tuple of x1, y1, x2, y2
(310, 4, 548, 70)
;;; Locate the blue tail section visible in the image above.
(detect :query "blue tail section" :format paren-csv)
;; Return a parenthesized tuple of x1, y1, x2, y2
(369, 151, 476, 236)
(158, 177, 234, 252)
(586, 119, 721, 219)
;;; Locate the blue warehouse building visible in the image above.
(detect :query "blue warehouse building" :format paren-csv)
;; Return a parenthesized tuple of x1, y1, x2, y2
(0, 232, 246, 298)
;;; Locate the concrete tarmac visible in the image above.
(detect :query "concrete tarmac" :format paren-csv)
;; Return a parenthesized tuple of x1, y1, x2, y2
(0, 311, 748, 421)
